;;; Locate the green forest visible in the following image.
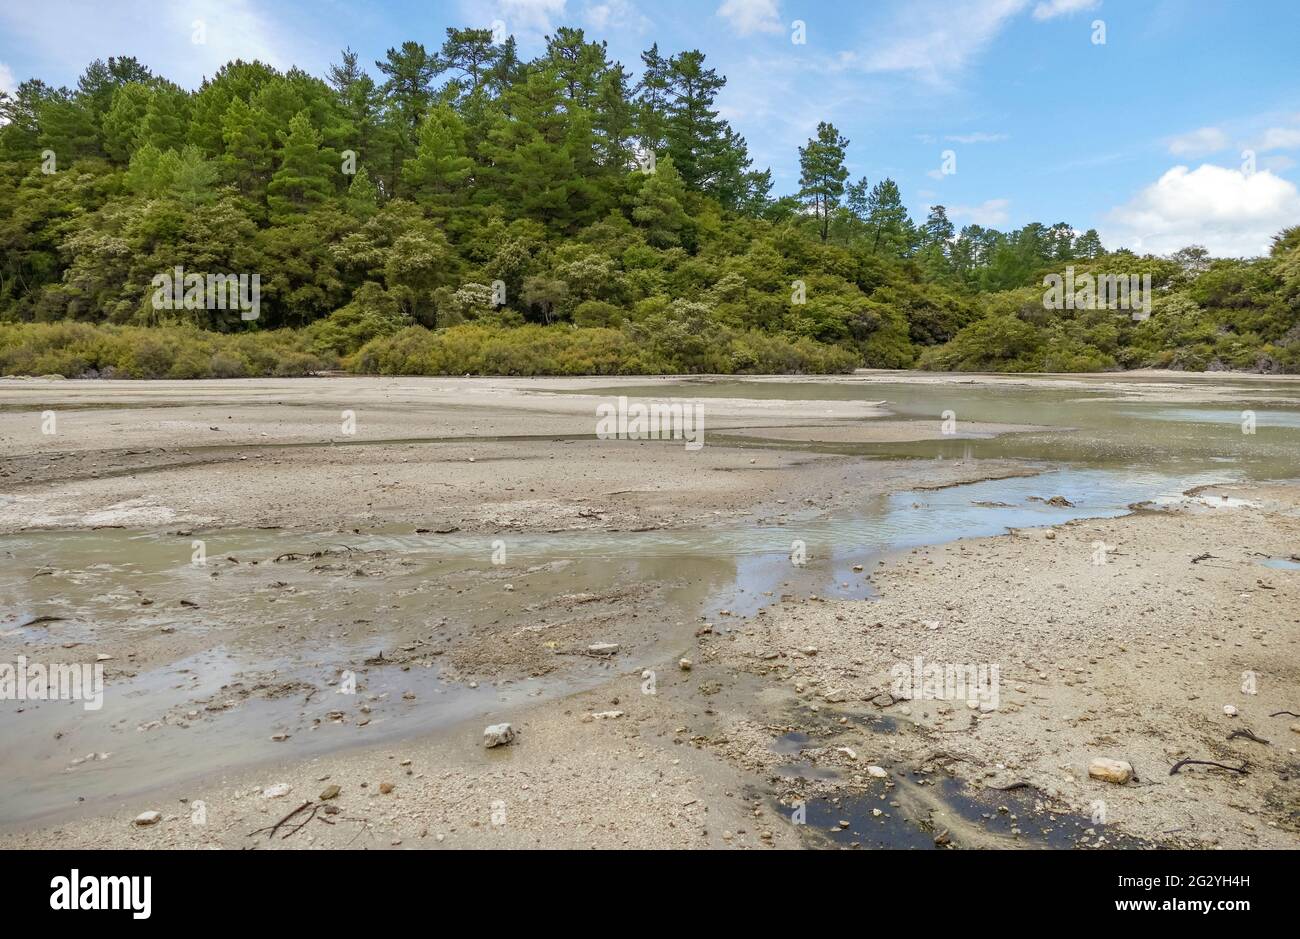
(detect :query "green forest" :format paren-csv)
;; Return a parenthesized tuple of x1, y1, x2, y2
(1, 26, 1298, 378)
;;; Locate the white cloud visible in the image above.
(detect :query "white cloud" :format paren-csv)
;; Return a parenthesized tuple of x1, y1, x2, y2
(841, 0, 1029, 84)
(716, 0, 784, 37)
(1256, 126, 1300, 152)
(0, 62, 15, 97)
(1167, 126, 1229, 157)
(460, 0, 567, 42)
(1031, 0, 1100, 20)
(1104, 163, 1300, 257)
(497, 0, 568, 31)
(945, 131, 1008, 144)
(949, 198, 1011, 226)
(584, 0, 649, 34)
(0, 0, 304, 89)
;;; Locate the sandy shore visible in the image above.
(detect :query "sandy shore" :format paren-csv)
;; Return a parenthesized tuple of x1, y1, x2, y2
(2, 374, 1297, 849)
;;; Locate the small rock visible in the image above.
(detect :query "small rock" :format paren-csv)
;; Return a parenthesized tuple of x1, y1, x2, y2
(867, 765, 888, 779)
(1088, 758, 1133, 785)
(591, 710, 624, 720)
(379, 782, 395, 794)
(133, 811, 161, 827)
(319, 785, 341, 800)
(588, 642, 619, 656)
(1223, 705, 1238, 717)
(678, 658, 692, 671)
(262, 782, 292, 799)
(483, 723, 516, 748)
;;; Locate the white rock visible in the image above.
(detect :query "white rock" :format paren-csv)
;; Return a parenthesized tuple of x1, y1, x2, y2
(262, 782, 292, 798)
(483, 723, 516, 747)
(133, 811, 162, 826)
(1087, 758, 1133, 785)
(823, 688, 848, 703)
(587, 643, 619, 656)
(867, 765, 888, 778)
(590, 710, 624, 720)
(1223, 705, 1238, 717)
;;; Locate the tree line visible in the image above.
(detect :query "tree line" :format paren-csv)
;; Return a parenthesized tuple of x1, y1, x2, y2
(0, 25, 1297, 377)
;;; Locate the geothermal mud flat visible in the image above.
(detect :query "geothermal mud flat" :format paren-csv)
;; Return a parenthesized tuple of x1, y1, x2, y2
(0, 372, 1298, 849)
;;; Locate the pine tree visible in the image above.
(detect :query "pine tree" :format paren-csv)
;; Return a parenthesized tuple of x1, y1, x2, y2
(630, 156, 691, 248)
(134, 85, 190, 152)
(658, 50, 754, 208)
(346, 166, 380, 216)
(400, 106, 473, 209)
(866, 178, 915, 257)
(101, 83, 153, 163)
(375, 42, 438, 133)
(1075, 228, 1104, 259)
(798, 121, 850, 243)
(221, 96, 274, 198)
(267, 111, 334, 221)
(436, 28, 500, 97)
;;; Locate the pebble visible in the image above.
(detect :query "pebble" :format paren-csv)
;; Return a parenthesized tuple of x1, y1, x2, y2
(1087, 758, 1133, 785)
(483, 723, 517, 748)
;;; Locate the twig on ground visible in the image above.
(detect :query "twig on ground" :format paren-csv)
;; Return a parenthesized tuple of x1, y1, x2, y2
(249, 800, 313, 839)
(1227, 728, 1270, 745)
(16, 615, 65, 628)
(1168, 759, 1249, 776)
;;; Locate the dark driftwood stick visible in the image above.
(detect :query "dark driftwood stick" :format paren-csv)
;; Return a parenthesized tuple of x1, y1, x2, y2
(16, 615, 65, 628)
(249, 800, 313, 838)
(1269, 710, 1300, 718)
(1169, 759, 1248, 776)
(1227, 728, 1270, 745)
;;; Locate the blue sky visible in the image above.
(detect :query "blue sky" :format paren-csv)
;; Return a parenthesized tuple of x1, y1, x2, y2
(3, 0, 1299, 256)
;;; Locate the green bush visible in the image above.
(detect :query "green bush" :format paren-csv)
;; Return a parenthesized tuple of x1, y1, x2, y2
(0, 323, 332, 379)
(353, 323, 857, 376)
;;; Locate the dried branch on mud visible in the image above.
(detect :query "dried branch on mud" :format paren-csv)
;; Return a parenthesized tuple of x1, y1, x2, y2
(1168, 759, 1249, 776)
(1226, 728, 1270, 745)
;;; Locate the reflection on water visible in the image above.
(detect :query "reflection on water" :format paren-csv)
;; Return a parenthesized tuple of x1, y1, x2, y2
(569, 377, 1300, 481)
